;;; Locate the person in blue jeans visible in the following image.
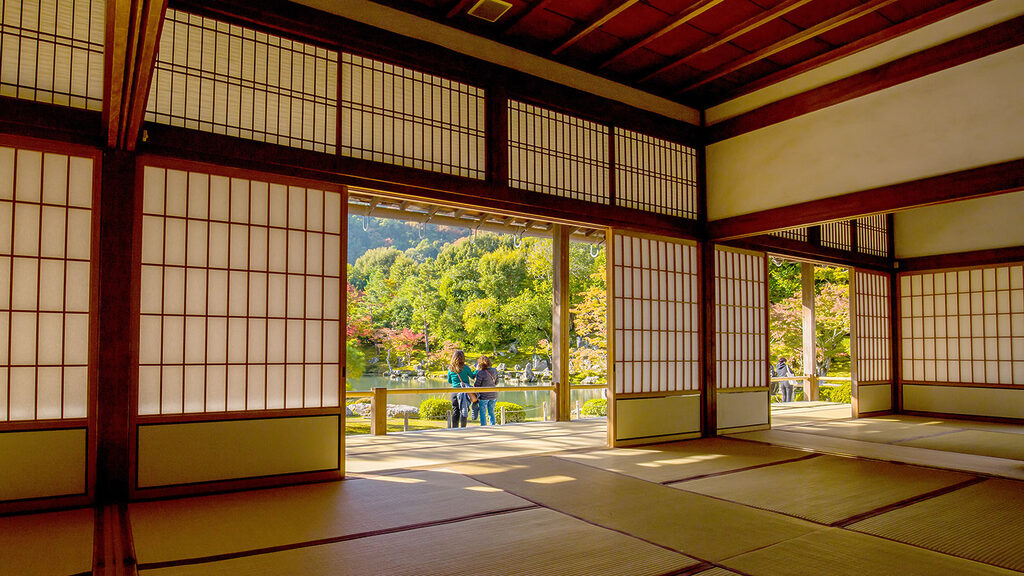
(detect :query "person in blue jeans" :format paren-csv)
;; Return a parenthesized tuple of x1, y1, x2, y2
(447, 350, 476, 427)
(776, 357, 796, 402)
(473, 355, 499, 426)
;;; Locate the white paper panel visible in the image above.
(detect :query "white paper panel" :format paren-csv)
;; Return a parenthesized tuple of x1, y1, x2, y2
(714, 248, 766, 390)
(855, 270, 892, 383)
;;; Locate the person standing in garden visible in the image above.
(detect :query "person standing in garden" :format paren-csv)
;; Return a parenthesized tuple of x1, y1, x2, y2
(473, 355, 499, 426)
(776, 357, 796, 403)
(447, 350, 476, 427)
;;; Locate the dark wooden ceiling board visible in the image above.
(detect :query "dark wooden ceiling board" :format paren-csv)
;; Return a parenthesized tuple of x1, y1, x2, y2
(766, 35, 832, 66)
(728, 15, 800, 52)
(817, 11, 890, 45)
(509, 10, 575, 43)
(688, 42, 749, 71)
(605, 47, 668, 75)
(546, 0, 607, 21)
(688, 0, 767, 35)
(565, 29, 623, 61)
(599, 2, 671, 40)
(782, 0, 863, 28)
(645, 25, 711, 57)
(647, 0, 704, 13)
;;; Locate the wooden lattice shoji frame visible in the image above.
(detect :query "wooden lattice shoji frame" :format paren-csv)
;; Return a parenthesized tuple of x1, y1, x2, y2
(614, 128, 698, 219)
(611, 233, 698, 395)
(854, 269, 891, 383)
(899, 264, 1024, 386)
(340, 53, 485, 179)
(821, 220, 852, 251)
(146, 9, 338, 153)
(856, 215, 888, 257)
(0, 0, 104, 110)
(714, 247, 766, 390)
(138, 164, 343, 415)
(508, 100, 609, 204)
(0, 144, 94, 421)
(770, 227, 807, 242)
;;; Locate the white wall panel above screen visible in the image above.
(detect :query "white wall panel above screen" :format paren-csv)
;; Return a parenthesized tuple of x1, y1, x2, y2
(0, 0, 105, 110)
(0, 145, 94, 422)
(612, 232, 698, 395)
(138, 165, 342, 415)
(714, 247, 766, 390)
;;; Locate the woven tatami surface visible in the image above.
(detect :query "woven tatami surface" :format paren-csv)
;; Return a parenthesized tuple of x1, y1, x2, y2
(0, 507, 93, 576)
(896, 429, 1024, 461)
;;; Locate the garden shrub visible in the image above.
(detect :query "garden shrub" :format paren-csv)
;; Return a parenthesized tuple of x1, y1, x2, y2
(494, 401, 526, 423)
(580, 398, 607, 417)
(819, 382, 852, 404)
(420, 396, 453, 420)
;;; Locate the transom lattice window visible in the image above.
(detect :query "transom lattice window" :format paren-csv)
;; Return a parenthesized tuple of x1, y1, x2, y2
(340, 53, 485, 179)
(856, 215, 888, 257)
(855, 270, 891, 383)
(138, 165, 342, 415)
(146, 9, 338, 153)
(770, 228, 807, 242)
(0, 146, 94, 421)
(615, 128, 698, 219)
(715, 247, 766, 390)
(0, 0, 104, 110)
(612, 233, 698, 394)
(821, 220, 852, 251)
(900, 265, 1024, 386)
(508, 100, 609, 204)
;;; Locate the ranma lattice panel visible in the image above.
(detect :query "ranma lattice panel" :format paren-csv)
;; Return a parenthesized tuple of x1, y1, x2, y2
(508, 101, 609, 204)
(0, 146, 94, 421)
(612, 233, 698, 395)
(900, 265, 1024, 385)
(856, 214, 888, 257)
(340, 53, 485, 179)
(0, 0, 104, 110)
(146, 9, 338, 153)
(855, 270, 891, 382)
(714, 248, 766, 389)
(614, 128, 698, 219)
(138, 166, 343, 415)
(821, 220, 852, 251)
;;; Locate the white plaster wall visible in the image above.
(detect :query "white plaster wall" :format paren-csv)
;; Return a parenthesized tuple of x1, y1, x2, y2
(706, 45, 1024, 221)
(895, 191, 1024, 258)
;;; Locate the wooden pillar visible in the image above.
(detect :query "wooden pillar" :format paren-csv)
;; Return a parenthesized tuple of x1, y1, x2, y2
(700, 241, 717, 436)
(801, 262, 818, 401)
(370, 388, 388, 435)
(96, 150, 137, 503)
(552, 224, 572, 421)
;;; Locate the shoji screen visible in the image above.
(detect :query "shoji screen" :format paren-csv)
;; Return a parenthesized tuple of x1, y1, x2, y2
(340, 54, 485, 179)
(852, 269, 892, 415)
(856, 215, 888, 257)
(135, 163, 343, 493)
(610, 231, 699, 444)
(714, 246, 768, 432)
(898, 264, 1024, 420)
(0, 0, 104, 110)
(508, 101, 609, 204)
(146, 9, 338, 153)
(614, 129, 698, 219)
(821, 220, 852, 251)
(0, 142, 96, 509)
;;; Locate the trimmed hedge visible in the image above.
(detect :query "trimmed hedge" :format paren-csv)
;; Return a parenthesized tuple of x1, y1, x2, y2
(819, 381, 852, 404)
(580, 398, 607, 417)
(420, 396, 453, 420)
(494, 401, 526, 423)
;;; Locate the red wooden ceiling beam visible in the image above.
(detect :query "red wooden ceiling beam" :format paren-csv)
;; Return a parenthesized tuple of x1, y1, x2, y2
(599, 0, 727, 70)
(552, 0, 642, 55)
(708, 158, 1024, 240)
(639, 0, 816, 84)
(676, 0, 900, 96)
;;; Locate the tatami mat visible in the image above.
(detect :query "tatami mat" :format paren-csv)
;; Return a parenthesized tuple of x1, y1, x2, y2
(140, 508, 699, 576)
(849, 478, 1024, 572)
(449, 455, 821, 562)
(777, 416, 964, 444)
(131, 470, 528, 565)
(896, 429, 1024, 461)
(722, 527, 1019, 576)
(673, 454, 976, 525)
(0, 507, 93, 576)
(556, 437, 810, 484)
(691, 568, 744, 576)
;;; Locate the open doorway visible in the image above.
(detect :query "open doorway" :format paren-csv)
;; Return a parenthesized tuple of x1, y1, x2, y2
(343, 190, 607, 440)
(769, 256, 853, 427)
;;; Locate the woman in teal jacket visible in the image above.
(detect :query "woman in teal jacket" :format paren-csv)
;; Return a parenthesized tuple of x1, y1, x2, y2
(447, 350, 476, 427)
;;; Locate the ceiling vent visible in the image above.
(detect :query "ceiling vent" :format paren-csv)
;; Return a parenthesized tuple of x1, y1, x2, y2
(466, 0, 512, 23)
